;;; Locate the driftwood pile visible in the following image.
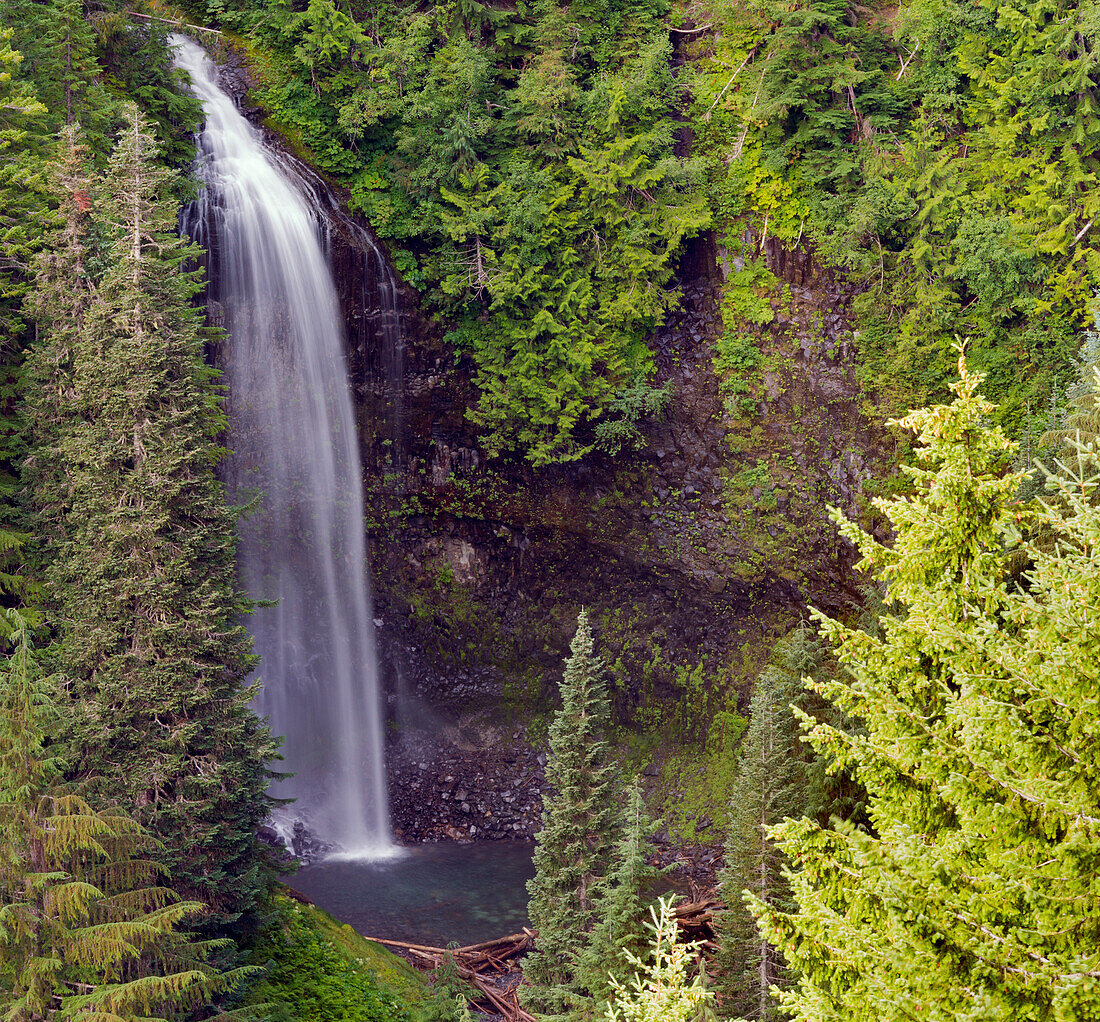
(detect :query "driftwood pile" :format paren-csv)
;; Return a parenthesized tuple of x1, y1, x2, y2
(365, 896, 722, 1021)
(669, 896, 721, 952)
(366, 931, 539, 1022)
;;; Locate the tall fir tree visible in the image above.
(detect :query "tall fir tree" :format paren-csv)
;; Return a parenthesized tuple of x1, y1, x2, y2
(23, 124, 94, 496)
(0, 609, 244, 1021)
(716, 630, 814, 1021)
(25, 106, 276, 935)
(0, 29, 48, 349)
(756, 355, 1100, 1021)
(523, 610, 622, 1020)
(575, 779, 661, 1019)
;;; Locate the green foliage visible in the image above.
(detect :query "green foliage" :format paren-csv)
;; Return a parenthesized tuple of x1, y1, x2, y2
(593, 372, 671, 457)
(0, 28, 48, 349)
(1039, 300, 1100, 475)
(710, 259, 774, 417)
(0, 4, 204, 642)
(5, 0, 105, 135)
(95, 10, 204, 168)
(716, 627, 821, 1021)
(690, 0, 1100, 423)
(757, 356, 1100, 1020)
(421, 945, 476, 1022)
(243, 900, 412, 1022)
(215, 0, 708, 464)
(576, 780, 662, 1017)
(523, 610, 623, 1020)
(651, 707, 747, 844)
(0, 610, 244, 1022)
(24, 108, 276, 934)
(4, 1, 200, 164)
(604, 896, 715, 1022)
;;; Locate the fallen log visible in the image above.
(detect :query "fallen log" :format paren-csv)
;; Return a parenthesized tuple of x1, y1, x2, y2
(361, 936, 454, 955)
(125, 11, 223, 33)
(453, 933, 530, 954)
(448, 955, 537, 1022)
(672, 898, 722, 917)
(364, 903, 722, 968)
(362, 931, 534, 977)
(282, 886, 315, 906)
(361, 901, 728, 1020)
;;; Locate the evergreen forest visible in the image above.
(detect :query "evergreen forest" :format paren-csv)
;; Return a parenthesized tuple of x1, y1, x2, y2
(1, 1, 1099, 1021)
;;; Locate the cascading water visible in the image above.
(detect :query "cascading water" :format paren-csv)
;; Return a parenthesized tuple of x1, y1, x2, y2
(173, 36, 394, 858)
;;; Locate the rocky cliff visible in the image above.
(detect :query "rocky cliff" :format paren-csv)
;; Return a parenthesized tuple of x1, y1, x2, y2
(338, 221, 885, 840)
(201, 45, 885, 843)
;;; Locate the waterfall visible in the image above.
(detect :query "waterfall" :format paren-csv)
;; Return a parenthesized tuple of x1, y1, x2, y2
(172, 36, 394, 858)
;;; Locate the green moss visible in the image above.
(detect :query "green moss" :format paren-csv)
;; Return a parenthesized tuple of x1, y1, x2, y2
(647, 709, 749, 843)
(242, 895, 428, 1022)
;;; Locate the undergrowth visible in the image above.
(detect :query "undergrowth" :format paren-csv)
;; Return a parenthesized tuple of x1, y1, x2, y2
(243, 897, 425, 1022)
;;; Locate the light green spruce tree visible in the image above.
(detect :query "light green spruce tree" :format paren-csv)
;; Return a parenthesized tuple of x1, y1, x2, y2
(604, 896, 714, 1022)
(523, 610, 621, 1020)
(756, 355, 1100, 1021)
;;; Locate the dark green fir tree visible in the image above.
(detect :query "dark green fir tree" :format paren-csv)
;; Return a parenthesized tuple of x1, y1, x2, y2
(0, 609, 243, 1021)
(575, 778, 660, 1019)
(4, 0, 108, 137)
(716, 630, 812, 1021)
(25, 106, 276, 934)
(523, 610, 621, 1021)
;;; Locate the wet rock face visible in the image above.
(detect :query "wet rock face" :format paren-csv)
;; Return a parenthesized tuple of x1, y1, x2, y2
(330, 226, 884, 736)
(255, 823, 334, 867)
(224, 158, 883, 838)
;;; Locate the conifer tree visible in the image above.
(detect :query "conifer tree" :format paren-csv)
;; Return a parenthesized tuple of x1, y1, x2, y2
(756, 355, 1100, 1021)
(1040, 303, 1100, 477)
(0, 29, 48, 348)
(23, 124, 94, 494)
(604, 896, 714, 1022)
(5, 0, 109, 139)
(25, 107, 276, 934)
(0, 31, 49, 569)
(576, 779, 661, 1018)
(0, 609, 242, 1020)
(716, 631, 812, 1021)
(523, 610, 621, 1020)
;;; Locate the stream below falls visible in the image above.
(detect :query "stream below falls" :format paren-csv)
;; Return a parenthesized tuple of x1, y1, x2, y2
(287, 842, 536, 946)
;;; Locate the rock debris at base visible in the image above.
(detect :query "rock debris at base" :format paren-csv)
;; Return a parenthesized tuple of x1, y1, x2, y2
(387, 720, 545, 842)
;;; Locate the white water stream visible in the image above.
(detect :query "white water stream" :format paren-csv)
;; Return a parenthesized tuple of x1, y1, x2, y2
(173, 36, 394, 858)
